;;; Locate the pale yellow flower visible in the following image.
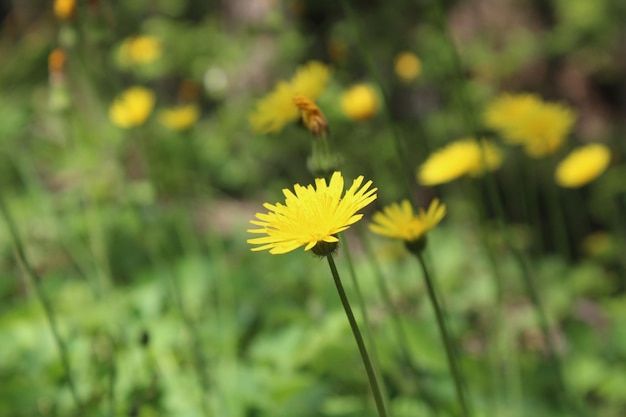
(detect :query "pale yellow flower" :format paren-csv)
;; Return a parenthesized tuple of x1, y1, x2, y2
(118, 36, 163, 66)
(555, 144, 611, 188)
(394, 52, 422, 82)
(340, 84, 379, 121)
(158, 104, 200, 131)
(418, 139, 503, 185)
(249, 61, 330, 134)
(109, 87, 155, 128)
(484, 93, 576, 158)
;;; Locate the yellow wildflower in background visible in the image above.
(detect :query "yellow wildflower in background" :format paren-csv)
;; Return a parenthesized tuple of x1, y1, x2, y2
(247, 171, 377, 255)
(293, 95, 328, 137)
(484, 93, 576, 158)
(418, 139, 503, 185)
(158, 104, 200, 131)
(109, 87, 155, 128)
(555, 144, 610, 188)
(249, 61, 330, 134)
(340, 84, 379, 121)
(394, 52, 422, 82)
(118, 36, 163, 66)
(54, 0, 76, 20)
(369, 199, 445, 242)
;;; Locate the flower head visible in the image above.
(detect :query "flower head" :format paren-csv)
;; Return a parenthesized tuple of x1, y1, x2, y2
(394, 52, 422, 82)
(54, 0, 76, 20)
(293, 95, 328, 137)
(249, 61, 330, 134)
(117, 36, 162, 66)
(418, 139, 503, 185)
(109, 87, 155, 128)
(158, 104, 200, 131)
(555, 143, 610, 188)
(340, 84, 379, 121)
(484, 93, 576, 158)
(369, 199, 446, 243)
(247, 172, 377, 255)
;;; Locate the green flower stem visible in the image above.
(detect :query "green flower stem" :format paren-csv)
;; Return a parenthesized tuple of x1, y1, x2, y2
(415, 253, 470, 417)
(0, 194, 83, 411)
(357, 228, 442, 415)
(339, 235, 390, 411)
(326, 254, 389, 417)
(543, 160, 572, 259)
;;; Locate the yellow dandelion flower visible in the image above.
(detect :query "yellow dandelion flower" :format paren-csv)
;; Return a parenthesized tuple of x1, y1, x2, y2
(369, 199, 445, 242)
(555, 143, 611, 188)
(247, 171, 377, 255)
(418, 139, 503, 186)
(158, 104, 200, 131)
(249, 61, 330, 134)
(54, 0, 76, 20)
(118, 36, 162, 66)
(484, 93, 543, 139)
(394, 52, 422, 82)
(109, 87, 155, 128)
(293, 95, 328, 137)
(340, 84, 379, 121)
(484, 93, 576, 158)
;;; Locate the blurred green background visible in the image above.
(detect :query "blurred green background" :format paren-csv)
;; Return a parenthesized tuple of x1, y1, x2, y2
(1, 0, 626, 416)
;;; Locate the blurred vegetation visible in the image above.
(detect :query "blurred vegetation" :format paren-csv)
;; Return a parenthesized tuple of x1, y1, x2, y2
(1, 0, 626, 416)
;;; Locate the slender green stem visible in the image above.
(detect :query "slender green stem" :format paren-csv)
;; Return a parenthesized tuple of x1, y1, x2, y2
(0, 194, 83, 411)
(415, 253, 470, 417)
(339, 235, 389, 411)
(326, 254, 389, 417)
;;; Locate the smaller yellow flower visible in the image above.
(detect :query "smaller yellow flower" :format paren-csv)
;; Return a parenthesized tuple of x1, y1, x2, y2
(369, 199, 446, 243)
(555, 143, 610, 188)
(394, 52, 422, 82)
(109, 87, 155, 128)
(158, 104, 200, 131)
(340, 84, 378, 121)
(54, 0, 76, 20)
(418, 139, 503, 186)
(484, 93, 576, 158)
(118, 36, 162, 66)
(249, 61, 331, 134)
(293, 95, 328, 137)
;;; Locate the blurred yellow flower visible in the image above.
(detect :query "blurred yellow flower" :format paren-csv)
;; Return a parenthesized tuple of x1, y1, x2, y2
(109, 87, 155, 128)
(249, 61, 330, 134)
(555, 143, 610, 188)
(158, 104, 200, 131)
(340, 84, 378, 121)
(418, 139, 503, 185)
(369, 199, 445, 242)
(48, 48, 67, 75)
(484, 93, 576, 158)
(247, 171, 377, 255)
(118, 36, 163, 66)
(54, 0, 76, 20)
(394, 52, 422, 82)
(581, 232, 614, 258)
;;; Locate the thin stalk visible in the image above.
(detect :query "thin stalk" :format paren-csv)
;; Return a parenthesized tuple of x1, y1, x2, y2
(339, 235, 390, 411)
(326, 254, 389, 417)
(415, 252, 470, 417)
(0, 194, 83, 411)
